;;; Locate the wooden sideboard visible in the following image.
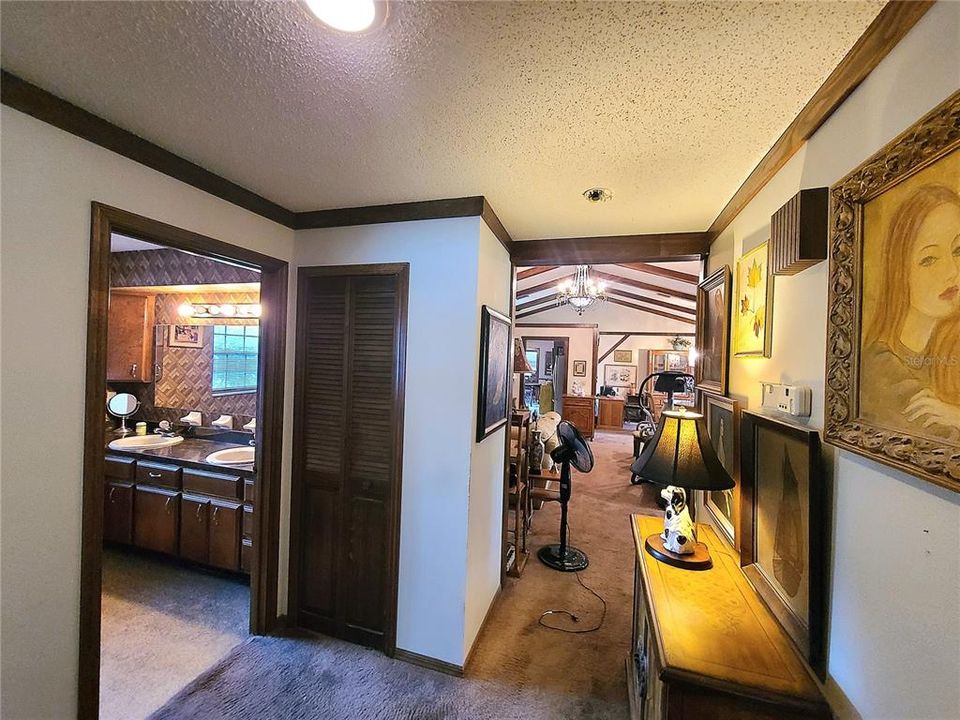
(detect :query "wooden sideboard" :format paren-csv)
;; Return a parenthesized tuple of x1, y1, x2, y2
(628, 515, 830, 720)
(597, 396, 625, 430)
(561, 394, 594, 439)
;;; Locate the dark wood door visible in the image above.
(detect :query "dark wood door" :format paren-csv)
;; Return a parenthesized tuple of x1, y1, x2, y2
(103, 481, 134, 544)
(134, 486, 180, 554)
(292, 265, 407, 653)
(209, 499, 242, 571)
(180, 494, 210, 564)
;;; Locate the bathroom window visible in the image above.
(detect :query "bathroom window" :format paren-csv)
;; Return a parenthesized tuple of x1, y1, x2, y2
(212, 324, 259, 393)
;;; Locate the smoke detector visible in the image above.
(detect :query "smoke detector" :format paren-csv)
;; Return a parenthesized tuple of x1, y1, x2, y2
(583, 187, 613, 203)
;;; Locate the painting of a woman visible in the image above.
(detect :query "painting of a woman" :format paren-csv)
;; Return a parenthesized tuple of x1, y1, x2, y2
(860, 180, 960, 443)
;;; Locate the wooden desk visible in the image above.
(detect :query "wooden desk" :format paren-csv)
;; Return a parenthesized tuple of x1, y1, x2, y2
(597, 396, 625, 430)
(627, 515, 829, 720)
(561, 395, 594, 439)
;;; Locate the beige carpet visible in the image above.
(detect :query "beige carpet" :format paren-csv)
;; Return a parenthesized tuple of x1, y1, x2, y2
(150, 430, 660, 719)
(99, 548, 250, 720)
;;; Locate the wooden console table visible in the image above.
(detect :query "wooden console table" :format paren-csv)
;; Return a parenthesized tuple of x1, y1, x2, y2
(627, 515, 829, 719)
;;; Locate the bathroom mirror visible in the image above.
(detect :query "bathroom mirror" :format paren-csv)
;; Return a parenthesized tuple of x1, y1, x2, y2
(107, 392, 140, 434)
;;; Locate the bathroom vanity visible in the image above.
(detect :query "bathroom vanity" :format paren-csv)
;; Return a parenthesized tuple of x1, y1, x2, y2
(104, 433, 256, 574)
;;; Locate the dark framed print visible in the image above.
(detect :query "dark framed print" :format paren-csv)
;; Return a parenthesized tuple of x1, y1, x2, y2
(701, 391, 739, 547)
(740, 410, 825, 678)
(603, 363, 636, 388)
(476, 305, 511, 442)
(572, 360, 587, 377)
(613, 349, 632, 363)
(825, 91, 960, 493)
(695, 266, 731, 394)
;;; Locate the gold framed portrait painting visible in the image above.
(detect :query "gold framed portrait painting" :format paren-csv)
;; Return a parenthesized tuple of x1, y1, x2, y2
(825, 91, 960, 493)
(733, 242, 773, 357)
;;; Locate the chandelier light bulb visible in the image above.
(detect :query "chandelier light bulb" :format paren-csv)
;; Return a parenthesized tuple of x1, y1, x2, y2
(304, 0, 377, 32)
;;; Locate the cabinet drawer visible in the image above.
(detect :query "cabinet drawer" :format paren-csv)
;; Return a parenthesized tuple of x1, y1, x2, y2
(243, 479, 255, 504)
(136, 461, 181, 489)
(182, 468, 241, 500)
(105, 455, 136, 481)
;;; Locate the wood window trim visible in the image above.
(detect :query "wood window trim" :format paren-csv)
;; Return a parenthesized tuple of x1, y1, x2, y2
(80, 203, 288, 720)
(287, 262, 409, 656)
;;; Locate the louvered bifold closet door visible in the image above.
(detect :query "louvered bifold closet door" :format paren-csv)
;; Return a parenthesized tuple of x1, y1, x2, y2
(294, 267, 406, 652)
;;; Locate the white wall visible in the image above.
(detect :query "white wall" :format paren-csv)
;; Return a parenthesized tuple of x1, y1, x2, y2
(704, 5, 960, 718)
(0, 107, 296, 720)
(294, 217, 494, 668)
(516, 324, 597, 396)
(464, 224, 512, 659)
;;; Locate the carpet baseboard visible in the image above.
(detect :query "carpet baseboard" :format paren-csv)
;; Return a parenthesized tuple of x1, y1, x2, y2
(394, 648, 464, 677)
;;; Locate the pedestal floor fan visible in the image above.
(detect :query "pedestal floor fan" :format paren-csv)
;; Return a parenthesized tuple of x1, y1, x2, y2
(538, 420, 594, 572)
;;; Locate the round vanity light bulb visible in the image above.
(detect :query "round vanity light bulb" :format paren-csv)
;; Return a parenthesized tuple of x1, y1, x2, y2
(178, 303, 195, 317)
(220, 304, 236, 317)
(304, 0, 377, 32)
(251, 304, 263, 318)
(207, 305, 221, 315)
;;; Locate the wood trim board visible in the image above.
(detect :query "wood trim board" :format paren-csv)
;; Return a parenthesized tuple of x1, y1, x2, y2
(79, 203, 288, 720)
(510, 233, 711, 265)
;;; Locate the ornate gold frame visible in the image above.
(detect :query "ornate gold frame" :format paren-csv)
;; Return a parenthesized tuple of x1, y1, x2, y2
(824, 91, 960, 493)
(695, 265, 731, 394)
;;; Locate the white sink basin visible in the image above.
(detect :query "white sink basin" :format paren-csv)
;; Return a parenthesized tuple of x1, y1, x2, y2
(205, 447, 255, 466)
(109, 434, 185, 450)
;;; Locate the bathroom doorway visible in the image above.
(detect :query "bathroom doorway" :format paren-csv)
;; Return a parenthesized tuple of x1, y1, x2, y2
(79, 204, 288, 720)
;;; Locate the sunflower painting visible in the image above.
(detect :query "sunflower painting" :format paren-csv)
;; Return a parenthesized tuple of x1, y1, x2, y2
(734, 241, 773, 357)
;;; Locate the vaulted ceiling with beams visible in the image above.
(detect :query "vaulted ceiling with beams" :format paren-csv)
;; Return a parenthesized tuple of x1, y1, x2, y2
(515, 261, 698, 326)
(0, 1, 884, 240)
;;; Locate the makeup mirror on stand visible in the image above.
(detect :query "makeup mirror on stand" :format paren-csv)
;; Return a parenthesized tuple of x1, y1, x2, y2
(107, 393, 140, 435)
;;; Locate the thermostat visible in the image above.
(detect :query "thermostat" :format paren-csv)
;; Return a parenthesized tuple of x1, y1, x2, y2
(760, 382, 812, 418)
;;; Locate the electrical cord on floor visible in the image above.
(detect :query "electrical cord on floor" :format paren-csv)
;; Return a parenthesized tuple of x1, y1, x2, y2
(537, 524, 608, 634)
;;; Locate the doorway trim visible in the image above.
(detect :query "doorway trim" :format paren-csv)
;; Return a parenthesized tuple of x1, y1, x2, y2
(287, 263, 409, 656)
(79, 203, 288, 720)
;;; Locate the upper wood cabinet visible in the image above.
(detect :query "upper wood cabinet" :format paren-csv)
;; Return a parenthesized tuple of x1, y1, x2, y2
(107, 293, 155, 382)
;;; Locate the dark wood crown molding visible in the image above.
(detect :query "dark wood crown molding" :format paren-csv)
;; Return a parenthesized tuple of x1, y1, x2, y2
(1, 70, 298, 228)
(706, 0, 934, 240)
(293, 196, 484, 229)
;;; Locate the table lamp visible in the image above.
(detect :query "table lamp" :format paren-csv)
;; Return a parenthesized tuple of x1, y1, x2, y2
(631, 408, 734, 570)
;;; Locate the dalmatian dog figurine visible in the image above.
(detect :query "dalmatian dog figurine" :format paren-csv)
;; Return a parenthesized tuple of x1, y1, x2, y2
(660, 486, 696, 555)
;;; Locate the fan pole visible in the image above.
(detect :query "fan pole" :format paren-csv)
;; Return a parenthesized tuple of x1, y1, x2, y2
(558, 460, 571, 558)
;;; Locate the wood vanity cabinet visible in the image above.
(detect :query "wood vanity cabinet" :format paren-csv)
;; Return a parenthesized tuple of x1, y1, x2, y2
(107, 293, 155, 383)
(104, 455, 136, 544)
(180, 494, 211, 564)
(208, 499, 243, 571)
(178, 469, 244, 571)
(134, 485, 180, 555)
(562, 395, 595, 439)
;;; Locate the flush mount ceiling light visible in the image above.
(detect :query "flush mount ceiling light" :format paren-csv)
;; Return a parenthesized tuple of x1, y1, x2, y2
(302, 0, 386, 34)
(583, 187, 612, 203)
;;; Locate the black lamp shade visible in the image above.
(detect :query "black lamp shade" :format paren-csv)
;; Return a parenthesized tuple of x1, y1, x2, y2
(632, 410, 734, 490)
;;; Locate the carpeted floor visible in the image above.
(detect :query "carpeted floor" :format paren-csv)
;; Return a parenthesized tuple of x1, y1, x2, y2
(150, 431, 660, 720)
(100, 548, 250, 720)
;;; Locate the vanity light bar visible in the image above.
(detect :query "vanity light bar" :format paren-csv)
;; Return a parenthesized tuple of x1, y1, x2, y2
(178, 303, 262, 318)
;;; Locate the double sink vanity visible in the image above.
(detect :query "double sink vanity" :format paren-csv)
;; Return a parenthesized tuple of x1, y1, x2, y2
(104, 427, 257, 574)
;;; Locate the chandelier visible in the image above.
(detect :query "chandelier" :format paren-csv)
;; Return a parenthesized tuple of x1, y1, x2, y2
(557, 265, 606, 315)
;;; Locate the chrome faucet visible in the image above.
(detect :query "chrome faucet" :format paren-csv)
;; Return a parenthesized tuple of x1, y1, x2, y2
(154, 420, 180, 437)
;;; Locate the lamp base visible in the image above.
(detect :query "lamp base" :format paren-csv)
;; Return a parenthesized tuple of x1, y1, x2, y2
(537, 544, 589, 572)
(644, 533, 712, 570)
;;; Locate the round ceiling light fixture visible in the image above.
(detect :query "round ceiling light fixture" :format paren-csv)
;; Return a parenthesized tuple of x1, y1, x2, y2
(583, 187, 613, 203)
(303, 0, 384, 33)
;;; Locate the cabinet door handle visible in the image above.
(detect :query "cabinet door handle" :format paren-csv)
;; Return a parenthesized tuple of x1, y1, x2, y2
(164, 497, 173, 513)
(196, 504, 205, 521)
(148, 472, 162, 479)
(130, 362, 138, 377)
(212, 506, 220, 526)
(108, 487, 117, 502)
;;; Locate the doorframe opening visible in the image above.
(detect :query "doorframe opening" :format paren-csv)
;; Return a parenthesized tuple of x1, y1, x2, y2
(79, 202, 288, 720)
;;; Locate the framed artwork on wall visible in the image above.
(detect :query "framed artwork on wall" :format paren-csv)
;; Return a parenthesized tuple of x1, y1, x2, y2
(701, 391, 739, 547)
(739, 410, 825, 678)
(476, 306, 511, 442)
(825, 91, 960, 493)
(169, 324, 203, 348)
(603, 363, 636, 388)
(613, 349, 632, 363)
(572, 360, 587, 377)
(733, 241, 773, 357)
(695, 266, 732, 394)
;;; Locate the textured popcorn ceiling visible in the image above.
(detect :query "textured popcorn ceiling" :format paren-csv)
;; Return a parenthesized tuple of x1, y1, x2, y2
(1, 1, 884, 239)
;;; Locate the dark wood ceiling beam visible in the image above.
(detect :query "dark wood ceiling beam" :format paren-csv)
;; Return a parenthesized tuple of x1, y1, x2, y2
(615, 262, 698, 284)
(516, 272, 576, 299)
(606, 297, 695, 325)
(516, 265, 559, 281)
(706, 1, 934, 240)
(510, 232, 711, 265)
(605, 287, 695, 317)
(599, 331, 694, 337)
(598, 334, 632, 363)
(592, 270, 696, 303)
